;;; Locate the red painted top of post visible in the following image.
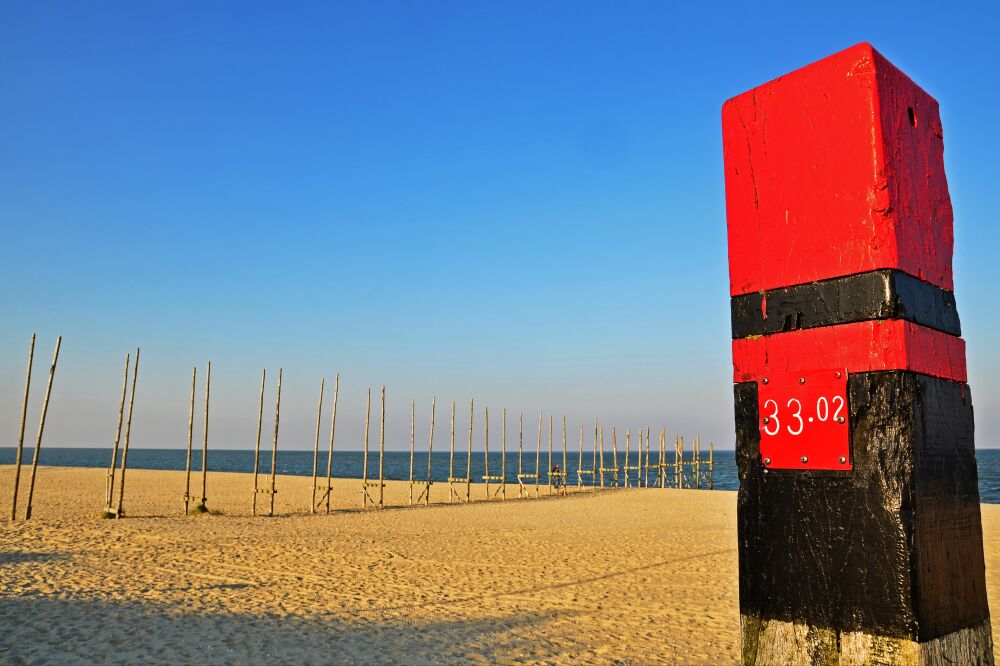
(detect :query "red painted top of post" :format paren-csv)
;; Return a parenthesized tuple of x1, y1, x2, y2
(722, 42, 954, 296)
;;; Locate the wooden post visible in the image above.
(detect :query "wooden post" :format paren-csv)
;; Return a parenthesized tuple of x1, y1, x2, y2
(723, 43, 993, 661)
(325, 373, 339, 514)
(577, 424, 584, 490)
(695, 435, 701, 489)
(10, 333, 35, 521)
(378, 386, 385, 509)
(408, 398, 415, 506)
(547, 414, 553, 495)
(709, 442, 714, 491)
(311, 378, 325, 513)
(598, 423, 605, 489)
(23, 336, 61, 520)
(500, 408, 507, 501)
(252, 369, 265, 517)
(198, 361, 210, 510)
(448, 400, 455, 503)
(637, 428, 643, 488)
(106, 352, 129, 514)
(592, 420, 598, 490)
(561, 415, 567, 495)
(268, 368, 282, 517)
(425, 396, 435, 506)
(644, 427, 651, 488)
(534, 411, 541, 498)
(624, 429, 631, 488)
(518, 411, 524, 498)
(465, 399, 473, 503)
(611, 427, 619, 487)
(483, 405, 490, 500)
(115, 346, 139, 519)
(362, 388, 371, 508)
(184, 366, 196, 515)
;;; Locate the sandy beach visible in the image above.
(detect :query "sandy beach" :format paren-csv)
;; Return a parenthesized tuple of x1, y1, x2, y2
(2, 464, 998, 664)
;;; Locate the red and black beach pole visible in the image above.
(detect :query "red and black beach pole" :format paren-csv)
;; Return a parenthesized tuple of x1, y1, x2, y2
(723, 43, 993, 663)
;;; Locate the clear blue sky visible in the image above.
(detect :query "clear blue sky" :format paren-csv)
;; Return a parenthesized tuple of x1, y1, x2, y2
(2, 1, 998, 452)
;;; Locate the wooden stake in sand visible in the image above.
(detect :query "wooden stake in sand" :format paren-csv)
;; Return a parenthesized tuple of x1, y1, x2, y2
(310, 378, 325, 513)
(362, 388, 372, 508)
(415, 396, 435, 506)
(637, 429, 643, 488)
(378, 386, 385, 509)
(534, 411, 542, 498)
(115, 346, 139, 519)
(516, 412, 526, 498)
(23, 336, 61, 521)
(547, 414, 553, 495)
(251, 369, 266, 517)
(9, 334, 35, 521)
(643, 428, 651, 488)
(408, 398, 415, 506)
(561, 415, 568, 495)
(598, 423, 605, 489)
(323, 373, 339, 514)
(448, 401, 456, 503)
(465, 399, 473, 503)
(482, 406, 491, 499)
(500, 409, 507, 500)
(592, 421, 598, 490)
(659, 430, 667, 489)
(624, 429, 631, 488)
(268, 368, 282, 517)
(106, 352, 129, 514)
(198, 361, 211, 511)
(184, 366, 196, 515)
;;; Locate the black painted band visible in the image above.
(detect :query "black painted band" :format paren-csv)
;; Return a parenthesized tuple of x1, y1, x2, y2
(735, 371, 988, 641)
(730, 270, 961, 339)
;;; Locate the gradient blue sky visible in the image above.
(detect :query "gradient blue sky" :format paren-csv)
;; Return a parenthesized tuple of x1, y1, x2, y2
(2, 2, 999, 452)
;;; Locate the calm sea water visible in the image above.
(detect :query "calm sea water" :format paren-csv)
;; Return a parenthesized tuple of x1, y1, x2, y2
(4, 447, 1000, 503)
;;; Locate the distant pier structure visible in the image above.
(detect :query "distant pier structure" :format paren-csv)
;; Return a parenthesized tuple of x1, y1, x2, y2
(723, 43, 992, 663)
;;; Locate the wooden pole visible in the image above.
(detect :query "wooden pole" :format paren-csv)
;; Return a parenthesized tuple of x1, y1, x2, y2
(23, 336, 61, 521)
(106, 352, 129, 514)
(611, 427, 619, 487)
(637, 428, 643, 488)
(362, 388, 371, 508)
(484, 405, 490, 500)
(561, 415, 567, 495)
(644, 427, 651, 488)
(598, 423, 605, 489)
(534, 411, 541, 498)
(311, 378, 325, 513)
(501, 408, 507, 501)
(466, 399, 473, 503)
(252, 369, 265, 517)
(518, 412, 524, 499)
(547, 414, 553, 495)
(624, 429, 631, 488)
(449, 401, 455, 503)
(184, 366, 196, 515)
(577, 424, 584, 490)
(660, 430, 666, 489)
(115, 346, 139, 519)
(709, 442, 714, 490)
(425, 396, 435, 506)
(592, 420, 598, 490)
(408, 398, 415, 506)
(268, 368, 282, 517)
(325, 373, 339, 514)
(378, 385, 385, 509)
(199, 361, 211, 510)
(10, 333, 35, 521)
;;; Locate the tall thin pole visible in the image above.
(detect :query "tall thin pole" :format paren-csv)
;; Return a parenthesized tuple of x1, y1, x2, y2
(547, 414, 553, 495)
(484, 406, 490, 499)
(637, 429, 644, 488)
(378, 386, 385, 509)
(199, 361, 211, 509)
(24, 336, 61, 520)
(115, 346, 139, 519)
(598, 423, 605, 489)
(501, 408, 507, 501)
(408, 398, 415, 506)
(325, 373, 339, 514)
(362, 388, 371, 508)
(709, 442, 714, 490)
(578, 424, 584, 490)
(184, 366, 196, 515)
(311, 378, 325, 513)
(107, 352, 129, 512)
(518, 412, 524, 498)
(644, 427, 651, 488)
(466, 399, 473, 503)
(10, 333, 35, 521)
(535, 411, 542, 498)
(611, 427, 619, 487)
(449, 400, 455, 503)
(593, 420, 598, 490)
(624, 429, 631, 488)
(252, 369, 265, 517)
(562, 415, 567, 496)
(268, 368, 282, 516)
(425, 396, 435, 506)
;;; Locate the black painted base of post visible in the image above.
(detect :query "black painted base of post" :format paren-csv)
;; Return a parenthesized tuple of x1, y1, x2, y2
(735, 372, 993, 664)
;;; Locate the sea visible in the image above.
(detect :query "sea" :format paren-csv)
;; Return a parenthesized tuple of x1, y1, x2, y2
(4, 446, 1000, 503)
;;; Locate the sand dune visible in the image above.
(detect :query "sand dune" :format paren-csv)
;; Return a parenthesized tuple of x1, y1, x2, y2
(1, 465, 998, 664)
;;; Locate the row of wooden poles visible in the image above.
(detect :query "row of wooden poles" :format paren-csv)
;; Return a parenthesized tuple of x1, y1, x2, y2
(7, 336, 714, 521)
